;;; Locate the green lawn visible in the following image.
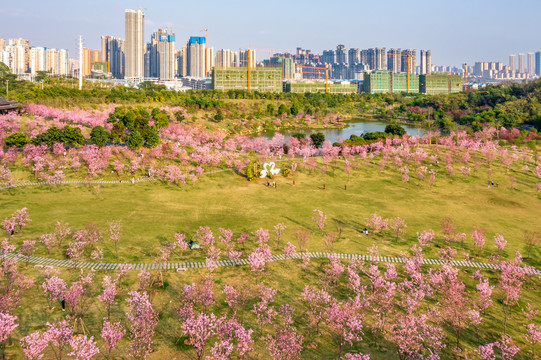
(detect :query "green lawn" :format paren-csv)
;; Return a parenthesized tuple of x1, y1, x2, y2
(1, 154, 541, 359)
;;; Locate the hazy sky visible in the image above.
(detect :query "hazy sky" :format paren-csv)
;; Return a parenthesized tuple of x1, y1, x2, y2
(1, 0, 539, 66)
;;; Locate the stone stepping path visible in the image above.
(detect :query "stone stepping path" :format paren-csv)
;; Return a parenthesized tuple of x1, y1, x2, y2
(4, 252, 540, 276)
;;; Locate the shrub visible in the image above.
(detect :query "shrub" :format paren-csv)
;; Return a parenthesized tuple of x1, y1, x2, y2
(5, 132, 29, 148)
(246, 160, 260, 181)
(310, 132, 325, 148)
(127, 131, 144, 150)
(89, 126, 110, 147)
(384, 123, 406, 136)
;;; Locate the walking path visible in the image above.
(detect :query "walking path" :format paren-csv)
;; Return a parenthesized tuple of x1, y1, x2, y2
(4, 251, 540, 276)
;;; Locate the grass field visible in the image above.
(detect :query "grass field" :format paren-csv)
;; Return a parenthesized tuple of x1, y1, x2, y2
(1, 153, 541, 359)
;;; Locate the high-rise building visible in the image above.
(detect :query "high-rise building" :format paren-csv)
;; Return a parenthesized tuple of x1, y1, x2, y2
(527, 52, 535, 76)
(125, 9, 145, 79)
(518, 53, 525, 74)
(177, 46, 187, 77)
(187, 37, 206, 77)
(387, 48, 401, 73)
(509, 54, 516, 74)
(205, 47, 214, 77)
(146, 29, 176, 80)
(3, 44, 26, 74)
(101, 36, 125, 78)
(321, 50, 336, 65)
(238, 48, 255, 68)
(30, 47, 46, 74)
(8, 38, 30, 72)
(215, 49, 236, 68)
(57, 49, 69, 76)
(335, 45, 347, 64)
(0, 38, 6, 51)
(82, 48, 101, 76)
(420, 50, 431, 75)
(401, 49, 416, 74)
(366, 48, 386, 70)
(535, 51, 541, 76)
(348, 48, 360, 65)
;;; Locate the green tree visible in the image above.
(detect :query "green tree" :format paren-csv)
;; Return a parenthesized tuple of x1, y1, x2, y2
(384, 124, 406, 136)
(89, 126, 110, 147)
(267, 103, 275, 115)
(290, 103, 299, 116)
(291, 132, 306, 142)
(214, 109, 224, 122)
(310, 132, 325, 148)
(61, 127, 85, 147)
(278, 104, 289, 116)
(127, 131, 144, 150)
(5, 132, 29, 148)
(144, 127, 160, 147)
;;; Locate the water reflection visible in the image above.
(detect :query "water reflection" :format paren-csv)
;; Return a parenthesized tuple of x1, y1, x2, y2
(261, 118, 426, 143)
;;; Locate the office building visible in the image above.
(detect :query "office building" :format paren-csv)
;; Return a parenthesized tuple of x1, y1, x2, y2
(212, 67, 282, 92)
(125, 9, 145, 79)
(187, 37, 206, 77)
(420, 50, 431, 75)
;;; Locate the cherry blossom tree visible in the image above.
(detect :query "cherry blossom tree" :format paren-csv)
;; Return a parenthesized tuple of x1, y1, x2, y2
(20, 330, 48, 360)
(312, 209, 326, 233)
(67, 335, 99, 360)
(0, 312, 17, 359)
(325, 298, 364, 359)
(107, 220, 121, 256)
(101, 320, 125, 360)
(389, 217, 407, 241)
(125, 291, 158, 359)
(274, 223, 286, 250)
(97, 276, 118, 319)
(42, 276, 67, 310)
(472, 226, 486, 255)
(181, 312, 216, 360)
(494, 234, 507, 255)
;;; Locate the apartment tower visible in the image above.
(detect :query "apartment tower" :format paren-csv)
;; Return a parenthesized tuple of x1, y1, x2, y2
(125, 9, 145, 79)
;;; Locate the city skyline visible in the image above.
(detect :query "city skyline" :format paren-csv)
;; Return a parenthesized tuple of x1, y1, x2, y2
(1, 0, 540, 67)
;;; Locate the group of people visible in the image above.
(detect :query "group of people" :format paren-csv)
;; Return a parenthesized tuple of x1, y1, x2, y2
(266, 181, 278, 188)
(488, 181, 499, 188)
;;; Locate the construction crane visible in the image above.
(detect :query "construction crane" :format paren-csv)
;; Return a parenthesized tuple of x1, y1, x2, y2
(383, 52, 415, 93)
(294, 64, 332, 93)
(463, 63, 468, 91)
(239, 46, 294, 91)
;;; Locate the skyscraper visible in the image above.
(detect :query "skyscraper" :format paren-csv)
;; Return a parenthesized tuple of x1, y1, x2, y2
(215, 49, 236, 68)
(205, 47, 214, 77)
(239, 48, 256, 68)
(187, 37, 206, 77)
(518, 53, 525, 74)
(401, 49, 416, 74)
(387, 49, 401, 73)
(177, 46, 187, 77)
(509, 54, 516, 74)
(420, 50, 431, 74)
(535, 51, 541, 76)
(367, 48, 385, 70)
(335, 45, 347, 64)
(348, 48, 360, 65)
(30, 47, 46, 74)
(101, 36, 125, 78)
(527, 52, 535, 76)
(125, 9, 144, 79)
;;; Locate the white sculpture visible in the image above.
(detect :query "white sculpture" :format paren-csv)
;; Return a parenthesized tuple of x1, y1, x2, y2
(260, 162, 280, 178)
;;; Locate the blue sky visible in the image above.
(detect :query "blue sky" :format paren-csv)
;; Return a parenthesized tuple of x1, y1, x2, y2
(1, 0, 539, 66)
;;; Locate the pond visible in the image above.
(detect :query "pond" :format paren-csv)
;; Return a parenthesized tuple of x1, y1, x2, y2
(261, 118, 426, 144)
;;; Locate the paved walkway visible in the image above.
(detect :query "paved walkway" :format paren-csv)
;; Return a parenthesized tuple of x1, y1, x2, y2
(4, 252, 540, 276)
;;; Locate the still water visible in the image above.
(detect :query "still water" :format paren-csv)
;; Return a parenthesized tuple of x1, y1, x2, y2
(262, 118, 426, 144)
